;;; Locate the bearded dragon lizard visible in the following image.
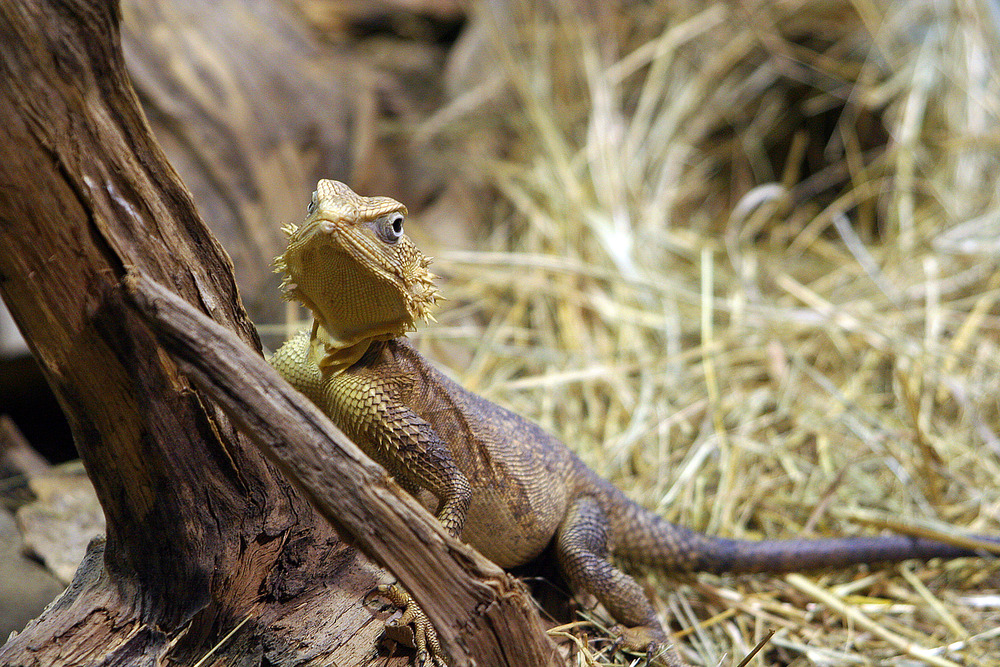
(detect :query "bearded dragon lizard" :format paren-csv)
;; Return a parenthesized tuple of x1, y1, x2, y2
(270, 179, 996, 666)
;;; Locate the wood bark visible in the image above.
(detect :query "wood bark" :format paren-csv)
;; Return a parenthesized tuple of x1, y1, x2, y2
(0, 0, 557, 665)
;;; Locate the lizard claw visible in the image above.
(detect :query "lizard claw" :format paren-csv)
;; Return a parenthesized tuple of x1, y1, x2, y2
(368, 583, 449, 666)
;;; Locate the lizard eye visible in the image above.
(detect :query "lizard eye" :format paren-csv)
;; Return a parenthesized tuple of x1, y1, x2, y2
(390, 213, 404, 236)
(307, 191, 318, 215)
(374, 212, 405, 244)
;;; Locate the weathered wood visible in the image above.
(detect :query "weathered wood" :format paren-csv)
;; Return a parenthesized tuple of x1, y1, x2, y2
(0, 0, 396, 665)
(125, 271, 561, 667)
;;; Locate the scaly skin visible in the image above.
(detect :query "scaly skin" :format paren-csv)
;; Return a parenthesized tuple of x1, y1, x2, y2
(271, 180, 996, 666)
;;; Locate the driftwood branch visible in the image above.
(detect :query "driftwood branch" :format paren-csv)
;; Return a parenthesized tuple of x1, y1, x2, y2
(124, 272, 560, 667)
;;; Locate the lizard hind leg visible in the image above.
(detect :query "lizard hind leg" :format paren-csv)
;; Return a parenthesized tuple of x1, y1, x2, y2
(555, 496, 689, 667)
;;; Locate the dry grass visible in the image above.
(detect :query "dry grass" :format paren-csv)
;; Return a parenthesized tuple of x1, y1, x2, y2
(412, 0, 1000, 664)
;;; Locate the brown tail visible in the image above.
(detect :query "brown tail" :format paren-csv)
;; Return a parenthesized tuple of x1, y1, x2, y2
(613, 500, 996, 574)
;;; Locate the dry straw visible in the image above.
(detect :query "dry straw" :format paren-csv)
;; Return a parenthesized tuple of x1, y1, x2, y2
(415, 0, 1000, 664)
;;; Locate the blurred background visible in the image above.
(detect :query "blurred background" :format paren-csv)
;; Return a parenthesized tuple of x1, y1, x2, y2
(3, 0, 1000, 663)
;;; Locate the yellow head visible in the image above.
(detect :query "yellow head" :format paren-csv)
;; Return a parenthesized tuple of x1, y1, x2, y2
(274, 180, 439, 366)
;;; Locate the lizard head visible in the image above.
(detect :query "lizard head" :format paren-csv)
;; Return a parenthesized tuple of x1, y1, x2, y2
(274, 180, 439, 363)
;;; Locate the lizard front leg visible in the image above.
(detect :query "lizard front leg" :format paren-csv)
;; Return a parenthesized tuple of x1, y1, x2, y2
(326, 372, 472, 536)
(556, 496, 689, 667)
(366, 583, 447, 667)
(357, 400, 469, 666)
(274, 334, 473, 535)
(326, 372, 471, 665)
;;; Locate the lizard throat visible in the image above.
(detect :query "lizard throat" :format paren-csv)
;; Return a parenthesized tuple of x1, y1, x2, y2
(276, 239, 440, 373)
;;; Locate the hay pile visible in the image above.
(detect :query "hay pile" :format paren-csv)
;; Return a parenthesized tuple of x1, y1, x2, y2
(416, 0, 1000, 663)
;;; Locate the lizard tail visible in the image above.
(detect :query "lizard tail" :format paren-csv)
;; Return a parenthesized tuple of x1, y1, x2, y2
(612, 500, 996, 574)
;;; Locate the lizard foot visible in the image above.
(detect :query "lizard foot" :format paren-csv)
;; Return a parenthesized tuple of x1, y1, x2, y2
(612, 625, 690, 667)
(366, 583, 448, 667)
